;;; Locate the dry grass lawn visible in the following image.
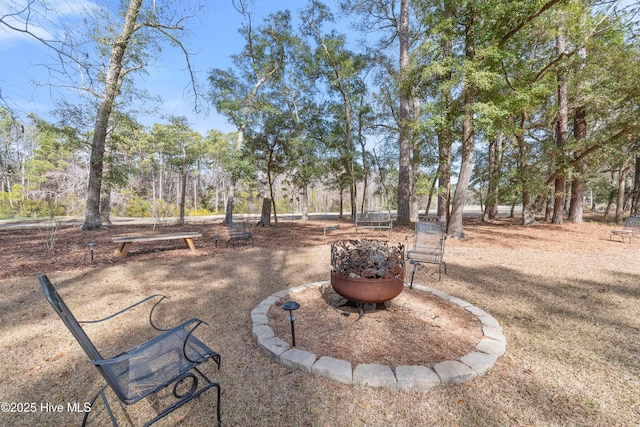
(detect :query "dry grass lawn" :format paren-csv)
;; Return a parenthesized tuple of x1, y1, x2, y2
(0, 215, 638, 426)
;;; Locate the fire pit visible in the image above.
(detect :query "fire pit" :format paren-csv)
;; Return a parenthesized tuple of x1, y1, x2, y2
(330, 239, 404, 304)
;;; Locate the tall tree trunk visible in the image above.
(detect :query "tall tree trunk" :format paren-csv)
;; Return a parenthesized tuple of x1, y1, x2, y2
(632, 156, 640, 216)
(158, 159, 164, 201)
(301, 185, 309, 221)
(545, 194, 553, 222)
(99, 186, 112, 225)
(568, 106, 587, 223)
(436, 133, 452, 222)
(517, 113, 537, 225)
(448, 5, 476, 239)
(193, 168, 199, 211)
(258, 197, 271, 227)
(483, 132, 503, 221)
(604, 168, 615, 218)
(410, 97, 421, 222)
(225, 193, 235, 224)
(82, 0, 143, 230)
(178, 168, 187, 225)
(215, 184, 219, 212)
(350, 178, 357, 219)
(358, 95, 369, 214)
(396, 0, 411, 224)
(616, 165, 631, 223)
(425, 175, 437, 217)
(568, 162, 586, 223)
(552, 19, 568, 225)
(225, 129, 244, 225)
(267, 149, 279, 225)
(337, 88, 355, 220)
(177, 146, 188, 225)
(437, 1, 453, 224)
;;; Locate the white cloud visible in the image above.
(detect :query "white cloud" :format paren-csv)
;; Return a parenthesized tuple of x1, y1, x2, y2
(50, 0, 99, 16)
(0, 0, 98, 47)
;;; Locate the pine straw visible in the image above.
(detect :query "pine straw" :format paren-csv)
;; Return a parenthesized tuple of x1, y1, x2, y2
(0, 216, 639, 426)
(268, 284, 483, 367)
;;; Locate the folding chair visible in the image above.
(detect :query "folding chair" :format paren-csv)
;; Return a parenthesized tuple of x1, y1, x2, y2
(38, 274, 221, 426)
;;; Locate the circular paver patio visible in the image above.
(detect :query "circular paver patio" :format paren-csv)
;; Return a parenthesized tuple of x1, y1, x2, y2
(251, 281, 506, 391)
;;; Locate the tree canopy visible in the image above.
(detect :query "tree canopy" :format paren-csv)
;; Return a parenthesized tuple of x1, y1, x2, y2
(2, 0, 640, 228)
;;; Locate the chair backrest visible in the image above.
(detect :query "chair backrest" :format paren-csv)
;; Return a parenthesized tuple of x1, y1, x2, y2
(39, 274, 103, 362)
(357, 211, 390, 221)
(413, 221, 446, 253)
(624, 216, 640, 231)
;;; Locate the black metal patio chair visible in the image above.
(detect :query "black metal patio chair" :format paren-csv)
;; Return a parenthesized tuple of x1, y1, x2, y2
(406, 219, 447, 287)
(38, 273, 221, 426)
(227, 221, 254, 247)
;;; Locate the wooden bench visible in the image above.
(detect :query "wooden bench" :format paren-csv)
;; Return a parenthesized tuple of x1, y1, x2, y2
(321, 224, 340, 236)
(356, 211, 392, 238)
(112, 232, 202, 258)
(610, 216, 640, 243)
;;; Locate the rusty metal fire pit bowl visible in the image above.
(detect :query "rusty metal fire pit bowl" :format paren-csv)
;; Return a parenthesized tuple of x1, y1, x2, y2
(330, 239, 404, 304)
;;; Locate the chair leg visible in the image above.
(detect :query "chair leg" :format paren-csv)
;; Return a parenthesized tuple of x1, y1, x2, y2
(83, 385, 117, 427)
(437, 261, 447, 281)
(143, 367, 221, 427)
(409, 261, 418, 289)
(84, 370, 221, 427)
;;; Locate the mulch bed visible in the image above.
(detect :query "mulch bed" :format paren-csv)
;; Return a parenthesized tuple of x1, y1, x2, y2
(268, 283, 483, 367)
(0, 217, 398, 280)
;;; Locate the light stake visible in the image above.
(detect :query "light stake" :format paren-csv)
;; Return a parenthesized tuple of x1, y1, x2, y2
(87, 243, 97, 261)
(282, 300, 300, 347)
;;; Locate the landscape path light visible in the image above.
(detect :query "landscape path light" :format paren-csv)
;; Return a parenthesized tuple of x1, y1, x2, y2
(87, 242, 97, 261)
(282, 300, 300, 347)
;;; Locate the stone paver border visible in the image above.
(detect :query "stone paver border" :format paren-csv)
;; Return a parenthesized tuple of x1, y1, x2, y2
(251, 281, 507, 391)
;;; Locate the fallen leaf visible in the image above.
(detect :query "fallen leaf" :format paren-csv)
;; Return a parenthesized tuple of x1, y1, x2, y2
(45, 351, 68, 362)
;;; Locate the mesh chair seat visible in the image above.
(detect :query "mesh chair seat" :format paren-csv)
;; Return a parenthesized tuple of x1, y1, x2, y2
(98, 319, 219, 404)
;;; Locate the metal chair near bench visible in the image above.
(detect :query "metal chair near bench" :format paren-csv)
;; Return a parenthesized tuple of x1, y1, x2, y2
(610, 215, 640, 243)
(38, 274, 221, 427)
(406, 219, 447, 287)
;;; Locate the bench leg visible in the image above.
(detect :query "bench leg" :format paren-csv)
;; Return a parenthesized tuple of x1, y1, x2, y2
(183, 238, 197, 252)
(114, 242, 132, 258)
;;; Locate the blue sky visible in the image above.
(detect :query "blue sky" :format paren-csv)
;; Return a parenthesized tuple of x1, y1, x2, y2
(0, 0, 344, 135)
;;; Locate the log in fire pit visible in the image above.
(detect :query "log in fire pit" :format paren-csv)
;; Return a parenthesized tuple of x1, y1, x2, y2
(330, 239, 404, 305)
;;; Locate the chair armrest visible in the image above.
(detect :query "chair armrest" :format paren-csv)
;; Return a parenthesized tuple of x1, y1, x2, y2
(79, 294, 168, 331)
(93, 318, 211, 366)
